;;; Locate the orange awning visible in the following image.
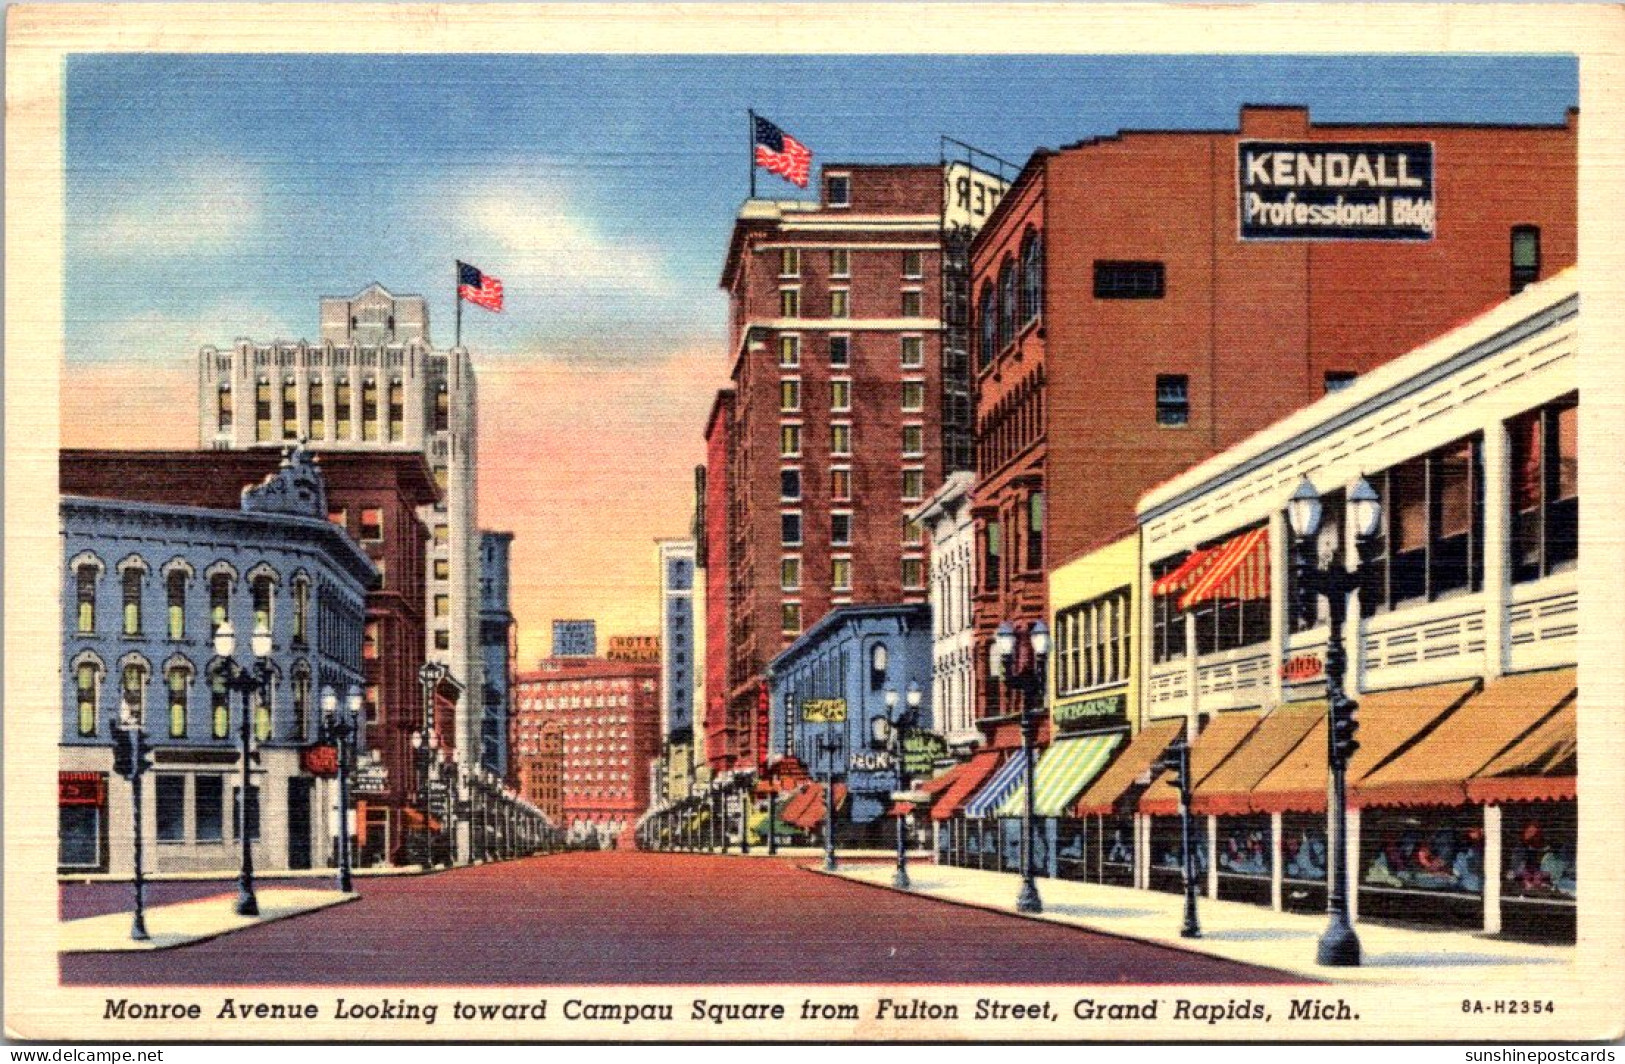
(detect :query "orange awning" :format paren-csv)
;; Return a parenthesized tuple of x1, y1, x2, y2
(889, 762, 966, 816)
(786, 784, 848, 829)
(1179, 527, 1269, 610)
(1151, 544, 1223, 597)
(1073, 718, 1183, 817)
(1466, 695, 1577, 805)
(930, 751, 1002, 821)
(402, 808, 444, 832)
(1139, 710, 1263, 816)
(1249, 679, 1478, 815)
(1356, 669, 1576, 809)
(779, 785, 821, 827)
(1191, 702, 1324, 816)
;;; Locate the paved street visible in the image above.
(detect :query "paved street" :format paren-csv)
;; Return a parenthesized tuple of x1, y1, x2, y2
(60, 852, 1306, 986)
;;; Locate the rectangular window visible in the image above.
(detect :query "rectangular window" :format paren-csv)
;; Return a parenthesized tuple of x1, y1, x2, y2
(829, 335, 850, 367)
(901, 381, 925, 411)
(1150, 556, 1189, 664)
(830, 467, 852, 502)
(830, 379, 851, 411)
(830, 290, 850, 319)
(781, 512, 803, 546)
(1510, 396, 1579, 583)
(902, 517, 925, 546)
(1511, 225, 1541, 295)
(282, 379, 299, 440)
(901, 290, 923, 317)
(830, 248, 850, 278)
(434, 594, 450, 618)
(388, 381, 405, 441)
(122, 569, 142, 636)
(211, 673, 229, 739)
(156, 775, 186, 843)
(361, 379, 380, 441)
(901, 336, 924, 368)
(779, 379, 800, 412)
(232, 786, 261, 842)
(363, 621, 379, 660)
(780, 424, 802, 457)
(195, 775, 223, 842)
(831, 512, 852, 546)
(902, 468, 925, 500)
(983, 521, 1002, 591)
(902, 425, 924, 457)
(77, 567, 97, 633)
(433, 558, 449, 580)
(831, 557, 852, 592)
(1156, 374, 1189, 427)
(781, 603, 803, 635)
(434, 385, 450, 434)
(779, 247, 800, 278)
(902, 557, 925, 590)
(168, 669, 187, 738)
(902, 250, 924, 279)
(364, 684, 380, 723)
(1324, 371, 1358, 394)
(335, 379, 352, 438)
(255, 380, 272, 442)
(1026, 492, 1045, 571)
(780, 468, 801, 501)
(308, 380, 325, 439)
(778, 335, 800, 368)
(217, 384, 233, 433)
(434, 629, 450, 650)
(360, 507, 384, 543)
(780, 557, 801, 591)
(826, 175, 850, 207)
(831, 423, 851, 456)
(1094, 260, 1165, 299)
(434, 524, 449, 547)
(1363, 433, 1486, 615)
(779, 288, 800, 317)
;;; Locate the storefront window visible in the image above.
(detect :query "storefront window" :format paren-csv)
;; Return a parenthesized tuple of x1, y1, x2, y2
(59, 805, 102, 868)
(1150, 815, 1208, 893)
(1100, 814, 1135, 884)
(156, 775, 185, 842)
(1502, 802, 1576, 903)
(1055, 818, 1088, 880)
(195, 775, 224, 842)
(1361, 808, 1485, 897)
(1217, 815, 1272, 878)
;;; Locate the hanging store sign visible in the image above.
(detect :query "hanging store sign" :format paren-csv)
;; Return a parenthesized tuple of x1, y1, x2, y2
(1052, 692, 1128, 733)
(1238, 141, 1434, 241)
(902, 731, 948, 774)
(58, 771, 106, 806)
(352, 765, 389, 794)
(1281, 653, 1326, 684)
(300, 743, 340, 778)
(848, 750, 895, 773)
(801, 698, 848, 724)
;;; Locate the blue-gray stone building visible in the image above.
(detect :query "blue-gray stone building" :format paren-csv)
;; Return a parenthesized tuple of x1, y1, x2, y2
(479, 530, 516, 779)
(59, 451, 374, 875)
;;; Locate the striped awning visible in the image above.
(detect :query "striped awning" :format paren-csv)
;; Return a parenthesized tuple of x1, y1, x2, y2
(997, 734, 1124, 818)
(964, 749, 1031, 818)
(1151, 544, 1224, 597)
(1179, 527, 1269, 610)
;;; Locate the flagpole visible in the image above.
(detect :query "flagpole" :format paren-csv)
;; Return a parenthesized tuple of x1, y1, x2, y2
(454, 261, 463, 350)
(748, 109, 757, 199)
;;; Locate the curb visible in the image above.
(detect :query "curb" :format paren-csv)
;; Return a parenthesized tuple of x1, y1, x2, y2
(62, 890, 361, 955)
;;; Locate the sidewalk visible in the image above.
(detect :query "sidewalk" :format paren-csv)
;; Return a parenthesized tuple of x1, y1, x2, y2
(60, 887, 356, 953)
(820, 862, 1572, 984)
(60, 865, 421, 885)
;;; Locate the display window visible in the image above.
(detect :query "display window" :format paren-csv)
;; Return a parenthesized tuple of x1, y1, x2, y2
(1149, 814, 1209, 894)
(1280, 813, 1329, 913)
(1216, 814, 1272, 906)
(1099, 814, 1135, 886)
(1359, 806, 1485, 929)
(1500, 800, 1576, 943)
(1055, 817, 1089, 881)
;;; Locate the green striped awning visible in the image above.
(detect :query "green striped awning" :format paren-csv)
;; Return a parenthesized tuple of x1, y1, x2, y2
(997, 733, 1125, 818)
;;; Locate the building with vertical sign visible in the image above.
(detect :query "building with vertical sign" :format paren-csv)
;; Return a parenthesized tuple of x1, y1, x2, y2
(968, 103, 1577, 741)
(709, 164, 946, 780)
(656, 538, 704, 799)
(478, 531, 516, 779)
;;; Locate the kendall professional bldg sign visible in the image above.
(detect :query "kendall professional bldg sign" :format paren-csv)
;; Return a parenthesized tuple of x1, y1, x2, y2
(1239, 141, 1435, 240)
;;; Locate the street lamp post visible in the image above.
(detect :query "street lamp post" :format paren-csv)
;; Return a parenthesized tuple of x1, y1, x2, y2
(213, 619, 273, 916)
(319, 685, 362, 894)
(991, 619, 1050, 915)
(111, 697, 151, 941)
(416, 661, 447, 869)
(1287, 474, 1380, 968)
(874, 682, 923, 890)
(440, 753, 459, 867)
(738, 773, 751, 855)
(815, 731, 845, 872)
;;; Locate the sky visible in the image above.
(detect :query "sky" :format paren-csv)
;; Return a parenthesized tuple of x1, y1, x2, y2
(61, 53, 1577, 666)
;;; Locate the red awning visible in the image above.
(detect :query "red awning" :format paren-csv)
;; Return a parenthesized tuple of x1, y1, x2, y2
(402, 808, 444, 832)
(793, 784, 848, 829)
(930, 751, 1002, 821)
(1151, 544, 1224, 598)
(888, 763, 964, 816)
(1179, 527, 1269, 610)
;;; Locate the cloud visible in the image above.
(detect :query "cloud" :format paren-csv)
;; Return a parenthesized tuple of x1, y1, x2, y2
(78, 157, 265, 259)
(67, 301, 295, 365)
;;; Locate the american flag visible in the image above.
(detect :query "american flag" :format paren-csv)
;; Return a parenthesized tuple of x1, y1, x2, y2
(457, 261, 503, 312)
(753, 114, 812, 189)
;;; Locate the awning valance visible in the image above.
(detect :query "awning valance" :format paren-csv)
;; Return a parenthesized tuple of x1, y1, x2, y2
(1072, 719, 1184, 817)
(1191, 702, 1324, 816)
(1357, 668, 1576, 809)
(931, 751, 1002, 821)
(1140, 710, 1263, 816)
(1250, 679, 1478, 815)
(1151, 544, 1223, 598)
(997, 733, 1123, 818)
(1467, 696, 1576, 805)
(965, 749, 1031, 818)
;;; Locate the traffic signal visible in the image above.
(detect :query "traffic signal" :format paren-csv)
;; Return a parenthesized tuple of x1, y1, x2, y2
(112, 728, 134, 779)
(1330, 700, 1361, 765)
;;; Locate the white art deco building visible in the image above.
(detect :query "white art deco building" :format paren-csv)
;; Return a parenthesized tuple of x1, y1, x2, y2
(195, 284, 483, 758)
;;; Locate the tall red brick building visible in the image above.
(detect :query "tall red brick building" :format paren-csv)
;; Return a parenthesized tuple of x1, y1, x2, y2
(970, 104, 1578, 733)
(707, 165, 945, 771)
(514, 721, 564, 824)
(512, 656, 660, 843)
(59, 448, 446, 864)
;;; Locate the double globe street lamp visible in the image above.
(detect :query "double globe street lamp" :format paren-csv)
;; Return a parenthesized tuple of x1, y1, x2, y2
(873, 682, 923, 890)
(1286, 474, 1381, 968)
(318, 685, 362, 893)
(212, 618, 274, 917)
(990, 618, 1050, 915)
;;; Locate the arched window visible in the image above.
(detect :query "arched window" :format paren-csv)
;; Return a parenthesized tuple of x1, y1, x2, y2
(120, 561, 147, 637)
(291, 576, 310, 647)
(167, 569, 187, 640)
(251, 572, 275, 636)
(1021, 230, 1043, 324)
(74, 561, 100, 634)
(74, 656, 103, 737)
(977, 282, 997, 369)
(999, 257, 1018, 350)
(211, 669, 230, 740)
(210, 572, 232, 634)
(167, 664, 190, 738)
(121, 660, 148, 722)
(290, 667, 311, 741)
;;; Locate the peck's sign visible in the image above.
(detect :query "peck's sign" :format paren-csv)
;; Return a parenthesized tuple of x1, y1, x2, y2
(1239, 141, 1434, 241)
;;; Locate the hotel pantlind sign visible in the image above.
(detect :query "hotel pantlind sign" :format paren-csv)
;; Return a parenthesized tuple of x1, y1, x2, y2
(1239, 141, 1434, 240)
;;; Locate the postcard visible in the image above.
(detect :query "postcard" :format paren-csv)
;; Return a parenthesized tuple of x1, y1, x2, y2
(6, 2, 1625, 1045)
